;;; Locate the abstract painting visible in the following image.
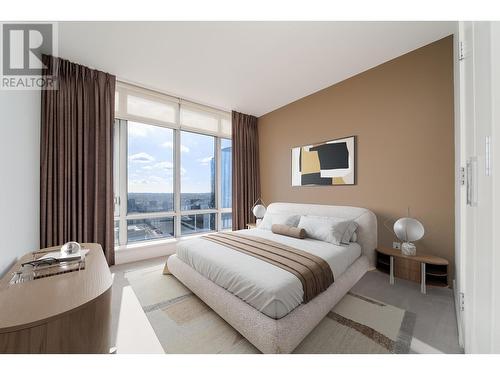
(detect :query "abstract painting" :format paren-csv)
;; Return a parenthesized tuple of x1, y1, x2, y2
(291, 136, 356, 186)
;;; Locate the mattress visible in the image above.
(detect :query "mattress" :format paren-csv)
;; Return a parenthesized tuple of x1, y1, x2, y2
(175, 228, 361, 319)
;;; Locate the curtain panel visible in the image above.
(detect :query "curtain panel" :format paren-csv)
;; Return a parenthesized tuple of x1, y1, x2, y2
(40, 55, 116, 265)
(231, 111, 261, 230)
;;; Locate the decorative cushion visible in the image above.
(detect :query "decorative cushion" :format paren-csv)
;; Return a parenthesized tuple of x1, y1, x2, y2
(258, 213, 301, 231)
(342, 221, 359, 244)
(271, 224, 306, 239)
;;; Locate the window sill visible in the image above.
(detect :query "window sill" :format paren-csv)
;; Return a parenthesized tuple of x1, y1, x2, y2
(116, 237, 177, 252)
(114, 232, 224, 264)
(115, 229, 235, 252)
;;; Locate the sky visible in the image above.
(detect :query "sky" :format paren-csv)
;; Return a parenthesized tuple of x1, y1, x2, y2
(127, 121, 216, 194)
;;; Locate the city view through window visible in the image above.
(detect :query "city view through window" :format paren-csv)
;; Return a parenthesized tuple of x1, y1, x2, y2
(115, 120, 232, 245)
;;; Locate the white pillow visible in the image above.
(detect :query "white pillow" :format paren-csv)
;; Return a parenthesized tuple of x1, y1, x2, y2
(351, 232, 358, 242)
(297, 215, 358, 245)
(258, 213, 301, 231)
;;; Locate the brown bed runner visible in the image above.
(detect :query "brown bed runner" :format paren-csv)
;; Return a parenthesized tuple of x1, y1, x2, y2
(203, 232, 334, 303)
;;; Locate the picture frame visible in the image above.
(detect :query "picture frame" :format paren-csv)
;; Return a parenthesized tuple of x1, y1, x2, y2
(291, 135, 356, 186)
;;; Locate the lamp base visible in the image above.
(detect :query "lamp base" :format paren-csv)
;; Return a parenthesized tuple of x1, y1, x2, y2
(256, 218, 262, 225)
(401, 242, 416, 256)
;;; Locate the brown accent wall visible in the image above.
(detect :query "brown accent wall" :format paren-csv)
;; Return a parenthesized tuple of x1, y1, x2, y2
(258, 36, 455, 273)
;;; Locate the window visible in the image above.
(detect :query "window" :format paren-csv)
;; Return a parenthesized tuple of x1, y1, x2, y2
(114, 220, 119, 244)
(221, 212, 232, 230)
(114, 82, 232, 246)
(113, 120, 121, 217)
(127, 122, 174, 213)
(181, 213, 216, 235)
(180, 131, 215, 210)
(127, 217, 174, 242)
(221, 138, 232, 209)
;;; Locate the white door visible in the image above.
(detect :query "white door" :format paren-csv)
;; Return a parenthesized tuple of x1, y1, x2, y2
(453, 21, 468, 350)
(459, 21, 497, 353)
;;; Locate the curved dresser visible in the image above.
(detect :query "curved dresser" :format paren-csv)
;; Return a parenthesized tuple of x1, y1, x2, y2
(0, 243, 112, 353)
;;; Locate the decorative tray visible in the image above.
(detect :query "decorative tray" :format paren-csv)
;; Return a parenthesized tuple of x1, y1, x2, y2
(9, 250, 88, 285)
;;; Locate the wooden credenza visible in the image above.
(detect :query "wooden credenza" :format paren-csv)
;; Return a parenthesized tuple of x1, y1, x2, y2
(0, 243, 112, 353)
(375, 247, 449, 294)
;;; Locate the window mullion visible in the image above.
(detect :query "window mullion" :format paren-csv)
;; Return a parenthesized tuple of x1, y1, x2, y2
(126, 212, 176, 220)
(216, 137, 222, 231)
(174, 113, 182, 238)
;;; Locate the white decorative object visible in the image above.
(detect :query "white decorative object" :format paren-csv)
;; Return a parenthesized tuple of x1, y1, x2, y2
(401, 242, 417, 256)
(393, 215, 424, 256)
(61, 241, 81, 256)
(252, 204, 267, 220)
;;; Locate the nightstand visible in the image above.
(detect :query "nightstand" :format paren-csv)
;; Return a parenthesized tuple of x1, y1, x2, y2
(376, 247, 449, 294)
(246, 223, 257, 229)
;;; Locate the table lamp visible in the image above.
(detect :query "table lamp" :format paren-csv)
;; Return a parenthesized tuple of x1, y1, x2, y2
(393, 215, 425, 256)
(252, 199, 267, 225)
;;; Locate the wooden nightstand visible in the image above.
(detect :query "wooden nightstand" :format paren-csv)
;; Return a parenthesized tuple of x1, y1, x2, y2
(246, 223, 257, 229)
(376, 247, 449, 294)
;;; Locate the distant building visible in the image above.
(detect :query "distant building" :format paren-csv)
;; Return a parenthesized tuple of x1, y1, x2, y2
(221, 145, 232, 208)
(210, 156, 216, 208)
(207, 144, 231, 209)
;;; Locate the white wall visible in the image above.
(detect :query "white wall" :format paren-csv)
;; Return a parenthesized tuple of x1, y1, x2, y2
(0, 90, 40, 277)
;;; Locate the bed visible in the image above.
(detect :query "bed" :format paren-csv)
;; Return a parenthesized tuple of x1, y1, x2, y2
(166, 202, 377, 353)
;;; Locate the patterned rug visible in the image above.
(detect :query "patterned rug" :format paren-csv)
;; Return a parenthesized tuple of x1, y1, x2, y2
(125, 264, 416, 354)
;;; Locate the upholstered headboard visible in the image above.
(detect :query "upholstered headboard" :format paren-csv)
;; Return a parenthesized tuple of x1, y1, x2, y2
(266, 202, 378, 266)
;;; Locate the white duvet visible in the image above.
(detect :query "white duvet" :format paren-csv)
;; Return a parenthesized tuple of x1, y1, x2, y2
(175, 228, 361, 319)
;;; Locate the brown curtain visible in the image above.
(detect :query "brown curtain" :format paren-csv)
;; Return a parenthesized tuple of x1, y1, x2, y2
(40, 55, 116, 265)
(232, 111, 261, 230)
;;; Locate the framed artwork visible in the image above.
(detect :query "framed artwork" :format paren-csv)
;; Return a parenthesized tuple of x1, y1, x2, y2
(291, 135, 356, 186)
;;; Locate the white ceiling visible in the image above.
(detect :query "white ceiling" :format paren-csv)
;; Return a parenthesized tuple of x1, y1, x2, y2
(58, 22, 455, 117)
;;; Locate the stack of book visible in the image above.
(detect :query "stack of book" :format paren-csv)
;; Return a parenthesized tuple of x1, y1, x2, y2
(10, 249, 89, 284)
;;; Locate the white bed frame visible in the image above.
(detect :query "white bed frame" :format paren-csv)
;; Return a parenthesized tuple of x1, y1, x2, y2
(167, 203, 377, 353)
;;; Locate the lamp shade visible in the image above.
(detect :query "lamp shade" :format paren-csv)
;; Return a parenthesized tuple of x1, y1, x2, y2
(393, 217, 424, 242)
(252, 204, 267, 219)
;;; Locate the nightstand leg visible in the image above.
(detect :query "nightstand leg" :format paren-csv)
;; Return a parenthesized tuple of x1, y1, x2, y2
(389, 256, 394, 285)
(421, 262, 426, 294)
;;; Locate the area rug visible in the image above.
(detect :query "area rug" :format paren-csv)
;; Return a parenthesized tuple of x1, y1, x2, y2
(125, 264, 416, 354)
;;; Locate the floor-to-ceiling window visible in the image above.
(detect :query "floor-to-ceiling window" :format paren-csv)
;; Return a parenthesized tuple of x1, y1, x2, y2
(220, 138, 232, 229)
(114, 83, 232, 246)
